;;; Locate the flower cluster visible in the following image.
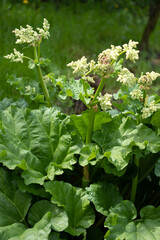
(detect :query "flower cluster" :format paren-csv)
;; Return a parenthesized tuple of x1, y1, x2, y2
(25, 85, 36, 94)
(97, 93, 112, 111)
(67, 56, 89, 76)
(13, 18, 50, 45)
(37, 18, 50, 40)
(117, 68, 136, 87)
(4, 48, 24, 63)
(141, 101, 160, 119)
(98, 45, 122, 62)
(123, 40, 139, 62)
(130, 89, 142, 100)
(43, 75, 52, 83)
(82, 76, 95, 83)
(138, 71, 160, 90)
(67, 40, 139, 80)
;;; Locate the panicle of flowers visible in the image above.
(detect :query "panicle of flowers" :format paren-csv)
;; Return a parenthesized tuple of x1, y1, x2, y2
(117, 68, 136, 87)
(138, 71, 160, 90)
(141, 100, 160, 119)
(89, 60, 96, 71)
(13, 25, 39, 44)
(93, 62, 114, 78)
(123, 40, 139, 62)
(130, 89, 143, 100)
(97, 93, 112, 111)
(37, 18, 50, 40)
(98, 45, 122, 62)
(4, 48, 24, 63)
(13, 18, 50, 45)
(67, 56, 89, 76)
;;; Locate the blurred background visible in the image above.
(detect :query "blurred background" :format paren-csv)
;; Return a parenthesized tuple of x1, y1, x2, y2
(1, 0, 160, 100)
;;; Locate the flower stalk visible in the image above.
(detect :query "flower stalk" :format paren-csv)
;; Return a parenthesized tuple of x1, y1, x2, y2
(130, 156, 139, 203)
(92, 77, 106, 104)
(82, 107, 96, 188)
(33, 46, 52, 107)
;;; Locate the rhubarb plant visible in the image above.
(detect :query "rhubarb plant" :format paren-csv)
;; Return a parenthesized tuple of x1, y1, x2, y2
(1, 19, 160, 239)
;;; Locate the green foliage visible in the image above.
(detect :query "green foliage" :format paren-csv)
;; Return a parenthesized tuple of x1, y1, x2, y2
(0, 107, 82, 184)
(104, 200, 160, 240)
(1, 16, 160, 240)
(44, 181, 95, 238)
(86, 182, 123, 216)
(0, 167, 32, 225)
(28, 200, 68, 232)
(55, 75, 94, 105)
(1, 1, 160, 100)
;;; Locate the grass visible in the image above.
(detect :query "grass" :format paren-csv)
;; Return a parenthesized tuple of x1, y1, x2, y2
(1, 1, 160, 99)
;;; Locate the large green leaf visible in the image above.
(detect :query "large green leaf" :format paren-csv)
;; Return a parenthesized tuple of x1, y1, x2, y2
(79, 143, 103, 166)
(0, 98, 28, 111)
(93, 116, 160, 175)
(28, 200, 68, 232)
(86, 182, 123, 216)
(18, 178, 50, 198)
(0, 107, 82, 184)
(56, 75, 94, 105)
(9, 213, 51, 240)
(105, 200, 160, 240)
(0, 167, 32, 226)
(44, 181, 95, 238)
(0, 223, 27, 240)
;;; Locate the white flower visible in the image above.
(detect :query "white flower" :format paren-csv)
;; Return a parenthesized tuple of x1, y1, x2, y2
(25, 85, 36, 94)
(82, 76, 95, 83)
(37, 18, 50, 39)
(25, 85, 31, 92)
(141, 101, 160, 119)
(130, 89, 142, 100)
(13, 25, 39, 44)
(123, 40, 139, 62)
(43, 75, 52, 83)
(141, 107, 151, 119)
(138, 71, 160, 90)
(146, 71, 160, 81)
(67, 56, 88, 75)
(97, 93, 112, 111)
(4, 48, 24, 63)
(117, 68, 136, 87)
(12, 18, 50, 45)
(98, 45, 122, 62)
(89, 60, 96, 71)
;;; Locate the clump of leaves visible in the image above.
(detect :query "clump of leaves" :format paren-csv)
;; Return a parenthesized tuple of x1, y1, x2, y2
(1, 19, 160, 240)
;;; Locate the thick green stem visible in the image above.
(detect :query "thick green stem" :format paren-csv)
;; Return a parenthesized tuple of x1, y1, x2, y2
(82, 108, 96, 188)
(92, 77, 106, 104)
(143, 89, 147, 105)
(130, 156, 139, 203)
(33, 47, 52, 107)
(86, 108, 96, 144)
